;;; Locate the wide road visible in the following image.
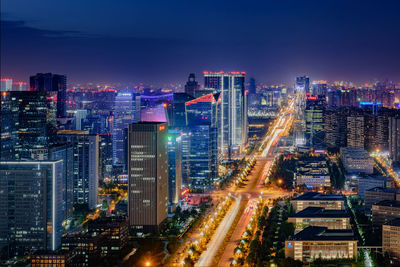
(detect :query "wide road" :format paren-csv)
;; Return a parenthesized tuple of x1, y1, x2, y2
(217, 158, 283, 266)
(217, 101, 295, 266)
(195, 194, 242, 267)
(177, 99, 295, 267)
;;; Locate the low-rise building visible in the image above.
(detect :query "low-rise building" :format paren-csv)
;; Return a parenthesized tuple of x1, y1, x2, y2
(87, 216, 129, 256)
(61, 233, 104, 266)
(383, 218, 400, 260)
(372, 200, 400, 225)
(340, 147, 373, 174)
(285, 226, 357, 262)
(358, 176, 394, 199)
(295, 156, 331, 188)
(292, 192, 345, 212)
(288, 207, 351, 233)
(365, 187, 400, 210)
(30, 250, 73, 267)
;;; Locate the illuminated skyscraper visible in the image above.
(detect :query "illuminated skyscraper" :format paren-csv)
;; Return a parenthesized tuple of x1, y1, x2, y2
(296, 76, 310, 94)
(0, 161, 64, 254)
(113, 92, 140, 170)
(57, 131, 99, 210)
(128, 122, 168, 234)
(0, 91, 57, 160)
(185, 93, 219, 190)
(347, 115, 365, 148)
(167, 93, 194, 127)
(305, 96, 325, 147)
(167, 130, 182, 209)
(30, 73, 67, 118)
(203, 71, 247, 157)
(389, 117, 400, 164)
(0, 78, 12, 91)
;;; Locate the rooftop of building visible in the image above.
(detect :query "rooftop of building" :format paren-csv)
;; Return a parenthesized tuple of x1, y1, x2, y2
(366, 187, 399, 194)
(359, 176, 393, 182)
(290, 207, 350, 218)
(373, 200, 400, 208)
(385, 218, 400, 227)
(57, 130, 89, 135)
(292, 192, 345, 201)
(289, 226, 357, 241)
(340, 147, 371, 159)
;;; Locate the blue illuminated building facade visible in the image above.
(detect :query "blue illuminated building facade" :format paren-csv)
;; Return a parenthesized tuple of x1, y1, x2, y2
(113, 92, 140, 171)
(167, 130, 182, 209)
(185, 94, 219, 191)
(203, 72, 247, 158)
(0, 161, 64, 254)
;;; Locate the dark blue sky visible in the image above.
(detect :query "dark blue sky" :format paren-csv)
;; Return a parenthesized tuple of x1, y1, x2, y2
(1, 0, 400, 85)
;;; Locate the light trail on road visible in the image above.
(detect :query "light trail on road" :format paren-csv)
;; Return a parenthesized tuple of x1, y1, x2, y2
(195, 195, 242, 267)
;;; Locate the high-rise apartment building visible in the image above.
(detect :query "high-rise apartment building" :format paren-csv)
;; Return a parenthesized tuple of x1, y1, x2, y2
(0, 161, 64, 254)
(347, 115, 365, 148)
(203, 71, 247, 157)
(30, 73, 67, 118)
(389, 117, 400, 163)
(375, 115, 389, 152)
(128, 122, 168, 233)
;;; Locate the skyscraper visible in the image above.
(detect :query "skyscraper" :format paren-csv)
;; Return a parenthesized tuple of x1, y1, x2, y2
(0, 91, 57, 160)
(375, 115, 389, 152)
(30, 73, 67, 118)
(0, 161, 64, 254)
(203, 71, 247, 157)
(57, 130, 99, 210)
(128, 122, 168, 234)
(167, 93, 194, 127)
(249, 78, 256, 95)
(167, 130, 182, 209)
(48, 144, 75, 219)
(0, 78, 12, 91)
(113, 92, 140, 170)
(305, 96, 325, 147)
(347, 115, 365, 148)
(296, 76, 310, 94)
(312, 81, 328, 96)
(184, 73, 199, 97)
(185, 93, 219, 190)
(389, 117, 400, 164)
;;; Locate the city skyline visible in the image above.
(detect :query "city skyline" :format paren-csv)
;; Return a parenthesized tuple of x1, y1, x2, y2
(2, 0, 400, 85)
(3, 1, 400, 266)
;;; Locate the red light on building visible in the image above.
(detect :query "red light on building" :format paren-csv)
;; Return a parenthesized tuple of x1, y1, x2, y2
(307, 96, 318, 100)
(181, 189, 189, 196)
(159, 125, 165, 131)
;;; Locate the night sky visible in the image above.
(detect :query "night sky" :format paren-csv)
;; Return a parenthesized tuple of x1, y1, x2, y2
(1, 0, 400, 86)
